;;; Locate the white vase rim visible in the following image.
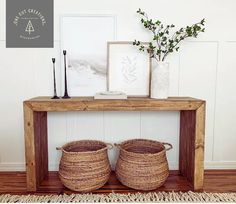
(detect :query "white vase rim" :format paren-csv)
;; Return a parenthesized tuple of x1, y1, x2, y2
(152, 61, 169, 67)
(154, 61, 169, 65)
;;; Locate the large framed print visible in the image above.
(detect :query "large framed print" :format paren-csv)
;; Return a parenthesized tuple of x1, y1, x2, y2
(60, 15, 117, 96)
(108, 41, 151, 97)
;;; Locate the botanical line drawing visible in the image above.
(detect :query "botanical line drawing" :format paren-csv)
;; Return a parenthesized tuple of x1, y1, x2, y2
(121, 56, 138, 84)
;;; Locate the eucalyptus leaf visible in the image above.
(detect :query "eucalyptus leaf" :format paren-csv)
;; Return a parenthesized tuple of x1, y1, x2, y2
(133, 9, 205, 61)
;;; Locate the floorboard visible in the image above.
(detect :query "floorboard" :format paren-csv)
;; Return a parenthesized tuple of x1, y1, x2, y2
(0, 170, 236, 195)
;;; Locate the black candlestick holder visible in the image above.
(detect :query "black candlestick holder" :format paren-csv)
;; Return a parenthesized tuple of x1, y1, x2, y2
(62, 50, 71, 99)
(51, 58, 60, 99)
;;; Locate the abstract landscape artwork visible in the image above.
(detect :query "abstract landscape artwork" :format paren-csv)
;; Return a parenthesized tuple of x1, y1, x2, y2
(61, 15, 117, 96)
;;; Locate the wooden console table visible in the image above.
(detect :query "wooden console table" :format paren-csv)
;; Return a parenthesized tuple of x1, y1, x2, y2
(23, 97, 205, 192)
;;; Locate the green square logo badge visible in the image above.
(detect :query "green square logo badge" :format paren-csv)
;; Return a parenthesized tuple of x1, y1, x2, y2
(6, 0, 54, 48)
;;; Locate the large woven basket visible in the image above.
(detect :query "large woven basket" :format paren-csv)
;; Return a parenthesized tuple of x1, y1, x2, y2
(115, 139, 172, 191)
(57, 140, 112, 192)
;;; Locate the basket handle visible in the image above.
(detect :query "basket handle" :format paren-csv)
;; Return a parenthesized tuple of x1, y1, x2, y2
(162, 143, 173, 151)
(114, 143, 121, 149)
(106, 143, 114, 150)
(56, 147, 62, 151)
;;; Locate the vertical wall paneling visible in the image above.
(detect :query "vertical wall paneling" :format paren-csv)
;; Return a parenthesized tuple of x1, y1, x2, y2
(66, 112, 104, 142)
(104, 112, 141, 169)
(166, 53, 181, 96)
(213, 42, 236, 162)
(48, 113, 67, 170)
(178, 41, 218, 162)
(140, 111, 180, 169)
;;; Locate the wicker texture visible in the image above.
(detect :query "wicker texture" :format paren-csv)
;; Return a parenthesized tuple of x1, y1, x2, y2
(115, 139, 172, 191)
(58, 140, 112, 192)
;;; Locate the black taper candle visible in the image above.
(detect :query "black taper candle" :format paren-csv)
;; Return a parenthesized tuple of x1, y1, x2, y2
(62, 50, 70, 99)
(51, 58, 60, 99)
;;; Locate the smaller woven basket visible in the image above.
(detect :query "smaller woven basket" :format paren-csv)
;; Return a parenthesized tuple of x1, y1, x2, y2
(115, 139, 172, 191)
(57, 140, 112, 192)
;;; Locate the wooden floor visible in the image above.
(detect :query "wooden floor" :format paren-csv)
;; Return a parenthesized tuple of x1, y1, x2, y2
(0, 170, 236, 195)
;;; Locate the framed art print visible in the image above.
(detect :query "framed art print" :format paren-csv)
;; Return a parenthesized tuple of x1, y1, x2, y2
(60, 15, 117, 96)
(108, 41, 151, 97)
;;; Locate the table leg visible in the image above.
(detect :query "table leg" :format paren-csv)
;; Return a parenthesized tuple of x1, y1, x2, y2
(179, 103, 205, 190)
(24, 103, 48, 191)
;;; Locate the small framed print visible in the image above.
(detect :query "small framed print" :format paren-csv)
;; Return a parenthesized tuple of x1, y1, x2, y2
(108, 41, 151, 97)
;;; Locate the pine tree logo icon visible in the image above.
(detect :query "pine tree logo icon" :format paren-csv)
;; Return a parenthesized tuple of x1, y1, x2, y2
(25, 20, 35, 35)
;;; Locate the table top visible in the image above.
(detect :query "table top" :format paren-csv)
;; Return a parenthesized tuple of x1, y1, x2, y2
(24, 96, 205, 112)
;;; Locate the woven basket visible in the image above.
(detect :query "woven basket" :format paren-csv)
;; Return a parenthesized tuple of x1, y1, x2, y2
(57, 140, 112, 192)
(115, 139, 172, 191)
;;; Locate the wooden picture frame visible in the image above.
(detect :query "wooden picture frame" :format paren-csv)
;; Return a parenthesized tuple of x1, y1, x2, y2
(107, 41, 151, 97)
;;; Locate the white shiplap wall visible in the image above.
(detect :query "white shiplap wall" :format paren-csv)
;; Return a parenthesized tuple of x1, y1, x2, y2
(0, 0, 236, 171)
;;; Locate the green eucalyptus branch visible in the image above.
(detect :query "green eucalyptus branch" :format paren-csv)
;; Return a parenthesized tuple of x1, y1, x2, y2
(133, 8, 206, 62)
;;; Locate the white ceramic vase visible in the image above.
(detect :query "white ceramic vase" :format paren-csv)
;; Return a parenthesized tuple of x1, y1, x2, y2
(151, 60, 170, 99)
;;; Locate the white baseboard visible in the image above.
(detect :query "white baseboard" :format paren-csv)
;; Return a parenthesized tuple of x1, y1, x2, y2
(0, 161, 235, 171)
(0, 163, 26, 171)
(204, 161, 236, 169)
(170, 161, 236, 170)
(168, 161, 236, 170)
